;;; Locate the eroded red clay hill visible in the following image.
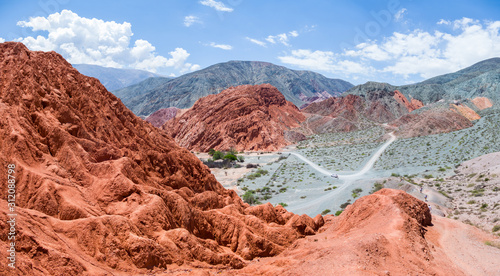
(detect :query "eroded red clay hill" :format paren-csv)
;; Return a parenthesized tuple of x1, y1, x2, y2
(214, 189, 500, 276)
(163, 84, 305, 152)
(0, 42, 321, 275)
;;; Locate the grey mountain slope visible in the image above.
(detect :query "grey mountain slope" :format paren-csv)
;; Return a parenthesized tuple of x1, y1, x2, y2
(346, 58, 500, 104)
(73, 64, 163, 91)
(116, 60, 353, 116)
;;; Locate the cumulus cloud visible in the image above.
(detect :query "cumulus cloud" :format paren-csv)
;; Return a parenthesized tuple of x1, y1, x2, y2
(184, 15, 202, 27)
(209, 42, 232, 50)
(342, 17, 500, 79)
(16, 10, 199, 74)
(199, 0, 233, 12)
(0, 38, 5, 43)
(278, 49, 375, 76)
(394, 8, 407, 22)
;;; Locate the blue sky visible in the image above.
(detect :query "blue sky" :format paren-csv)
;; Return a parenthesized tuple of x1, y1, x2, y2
(1, 0, 499, 85)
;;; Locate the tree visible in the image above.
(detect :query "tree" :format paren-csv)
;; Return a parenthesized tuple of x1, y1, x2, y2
(223, 153, 237, 161)
(212, 151, 224, 160)
(208, 148, 216, 156)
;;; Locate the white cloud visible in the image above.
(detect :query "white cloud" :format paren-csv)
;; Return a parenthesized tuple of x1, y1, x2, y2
(0, 38, 5, 43)
(394, 8, 407, 22)
(266, 31, 296, 46)
(209, 42, 232, 50)
(199, 0, 233, 12)
(278, 49, 374, 76)
(15, 10, 199, 74)
(246, 37, 267, 47)
(437, 19, 451, 25)
(340, 18, 500, 80)
(184, 15, 202, 27)
(250, 30, 299, 47)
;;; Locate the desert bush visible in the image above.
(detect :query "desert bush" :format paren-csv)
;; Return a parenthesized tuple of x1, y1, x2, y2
(223, 153, 237, 161)
(213, 151, 224, 160)
(242, 190, 257, 205)
(321, 209, 331, 215)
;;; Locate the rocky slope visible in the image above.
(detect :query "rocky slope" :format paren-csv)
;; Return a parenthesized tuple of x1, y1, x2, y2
(390, 108, 473, 138)
(163, 84, 306, 152)
(0, 42, 322, 275)
(116, 60, 353, 116)
(398, 57, 500, 104)
(145, 107, 180, 127)
(300, 85, 422, 134)
(185, 189, 500, 275)
(73, 64, 163, 91)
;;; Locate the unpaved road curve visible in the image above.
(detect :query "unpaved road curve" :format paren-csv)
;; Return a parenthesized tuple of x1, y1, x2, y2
(290, 132, 396, 179)
(286, 133, 396, 214)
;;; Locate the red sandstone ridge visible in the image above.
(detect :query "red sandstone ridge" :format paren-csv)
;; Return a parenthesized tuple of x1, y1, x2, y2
(215, 189, 500, 276)
(162, 84, 305, 152)
(393, 90, 424, 112)
(0, 42, 321, 275)
(390, 109, 473, 138)
(471, 97, 493, 110)
(145, 107, 179, 127)
(450, 103, 481, 121)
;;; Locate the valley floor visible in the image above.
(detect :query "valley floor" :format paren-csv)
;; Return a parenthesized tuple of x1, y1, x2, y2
(199, 107, 500, 236)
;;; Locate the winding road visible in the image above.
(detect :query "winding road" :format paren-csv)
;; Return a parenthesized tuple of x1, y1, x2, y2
(290, 132, 396, 179)
(286, 132, 397, 214)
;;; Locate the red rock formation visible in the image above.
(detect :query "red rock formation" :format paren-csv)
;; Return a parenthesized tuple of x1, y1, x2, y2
(0, 42, 321, 275)
(450, 104, 481, 121)
(302, 94, 364, 120)
(218, 189, 485, 275)
(391, 109, 473, 138)
(393, 90, 424, 112)
(471, 97, 493, 110)
(301, 93, 407, 133)
(145, 107, 179, 127)
(162, 84, 306, 152)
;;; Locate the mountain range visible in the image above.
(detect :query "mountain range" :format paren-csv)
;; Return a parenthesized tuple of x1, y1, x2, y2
(72, 64, 164, 91)
(349, 58, 500, 105)
(2, 41, 500, 275)
(114, 60, 354, 116)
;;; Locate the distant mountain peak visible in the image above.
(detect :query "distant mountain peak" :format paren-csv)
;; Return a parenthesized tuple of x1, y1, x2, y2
(115, 60, 353, 116)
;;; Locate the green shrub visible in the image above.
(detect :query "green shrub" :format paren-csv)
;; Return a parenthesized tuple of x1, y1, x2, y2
(223, 153, 237, 161)
(335, 210, 343, 216)
(370, 183, 383, 194)
(213, 151, 224, 160)
(208, 148, 216, 156)
(493, 225, 500, 232)
(278, 202, 288, 207)
(321, 209, 331, 215)
(242, 190, 257, 205)
(256, 168, 269, 175)
(237, 155, 245, 162)
(391, 173, 400, 177)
